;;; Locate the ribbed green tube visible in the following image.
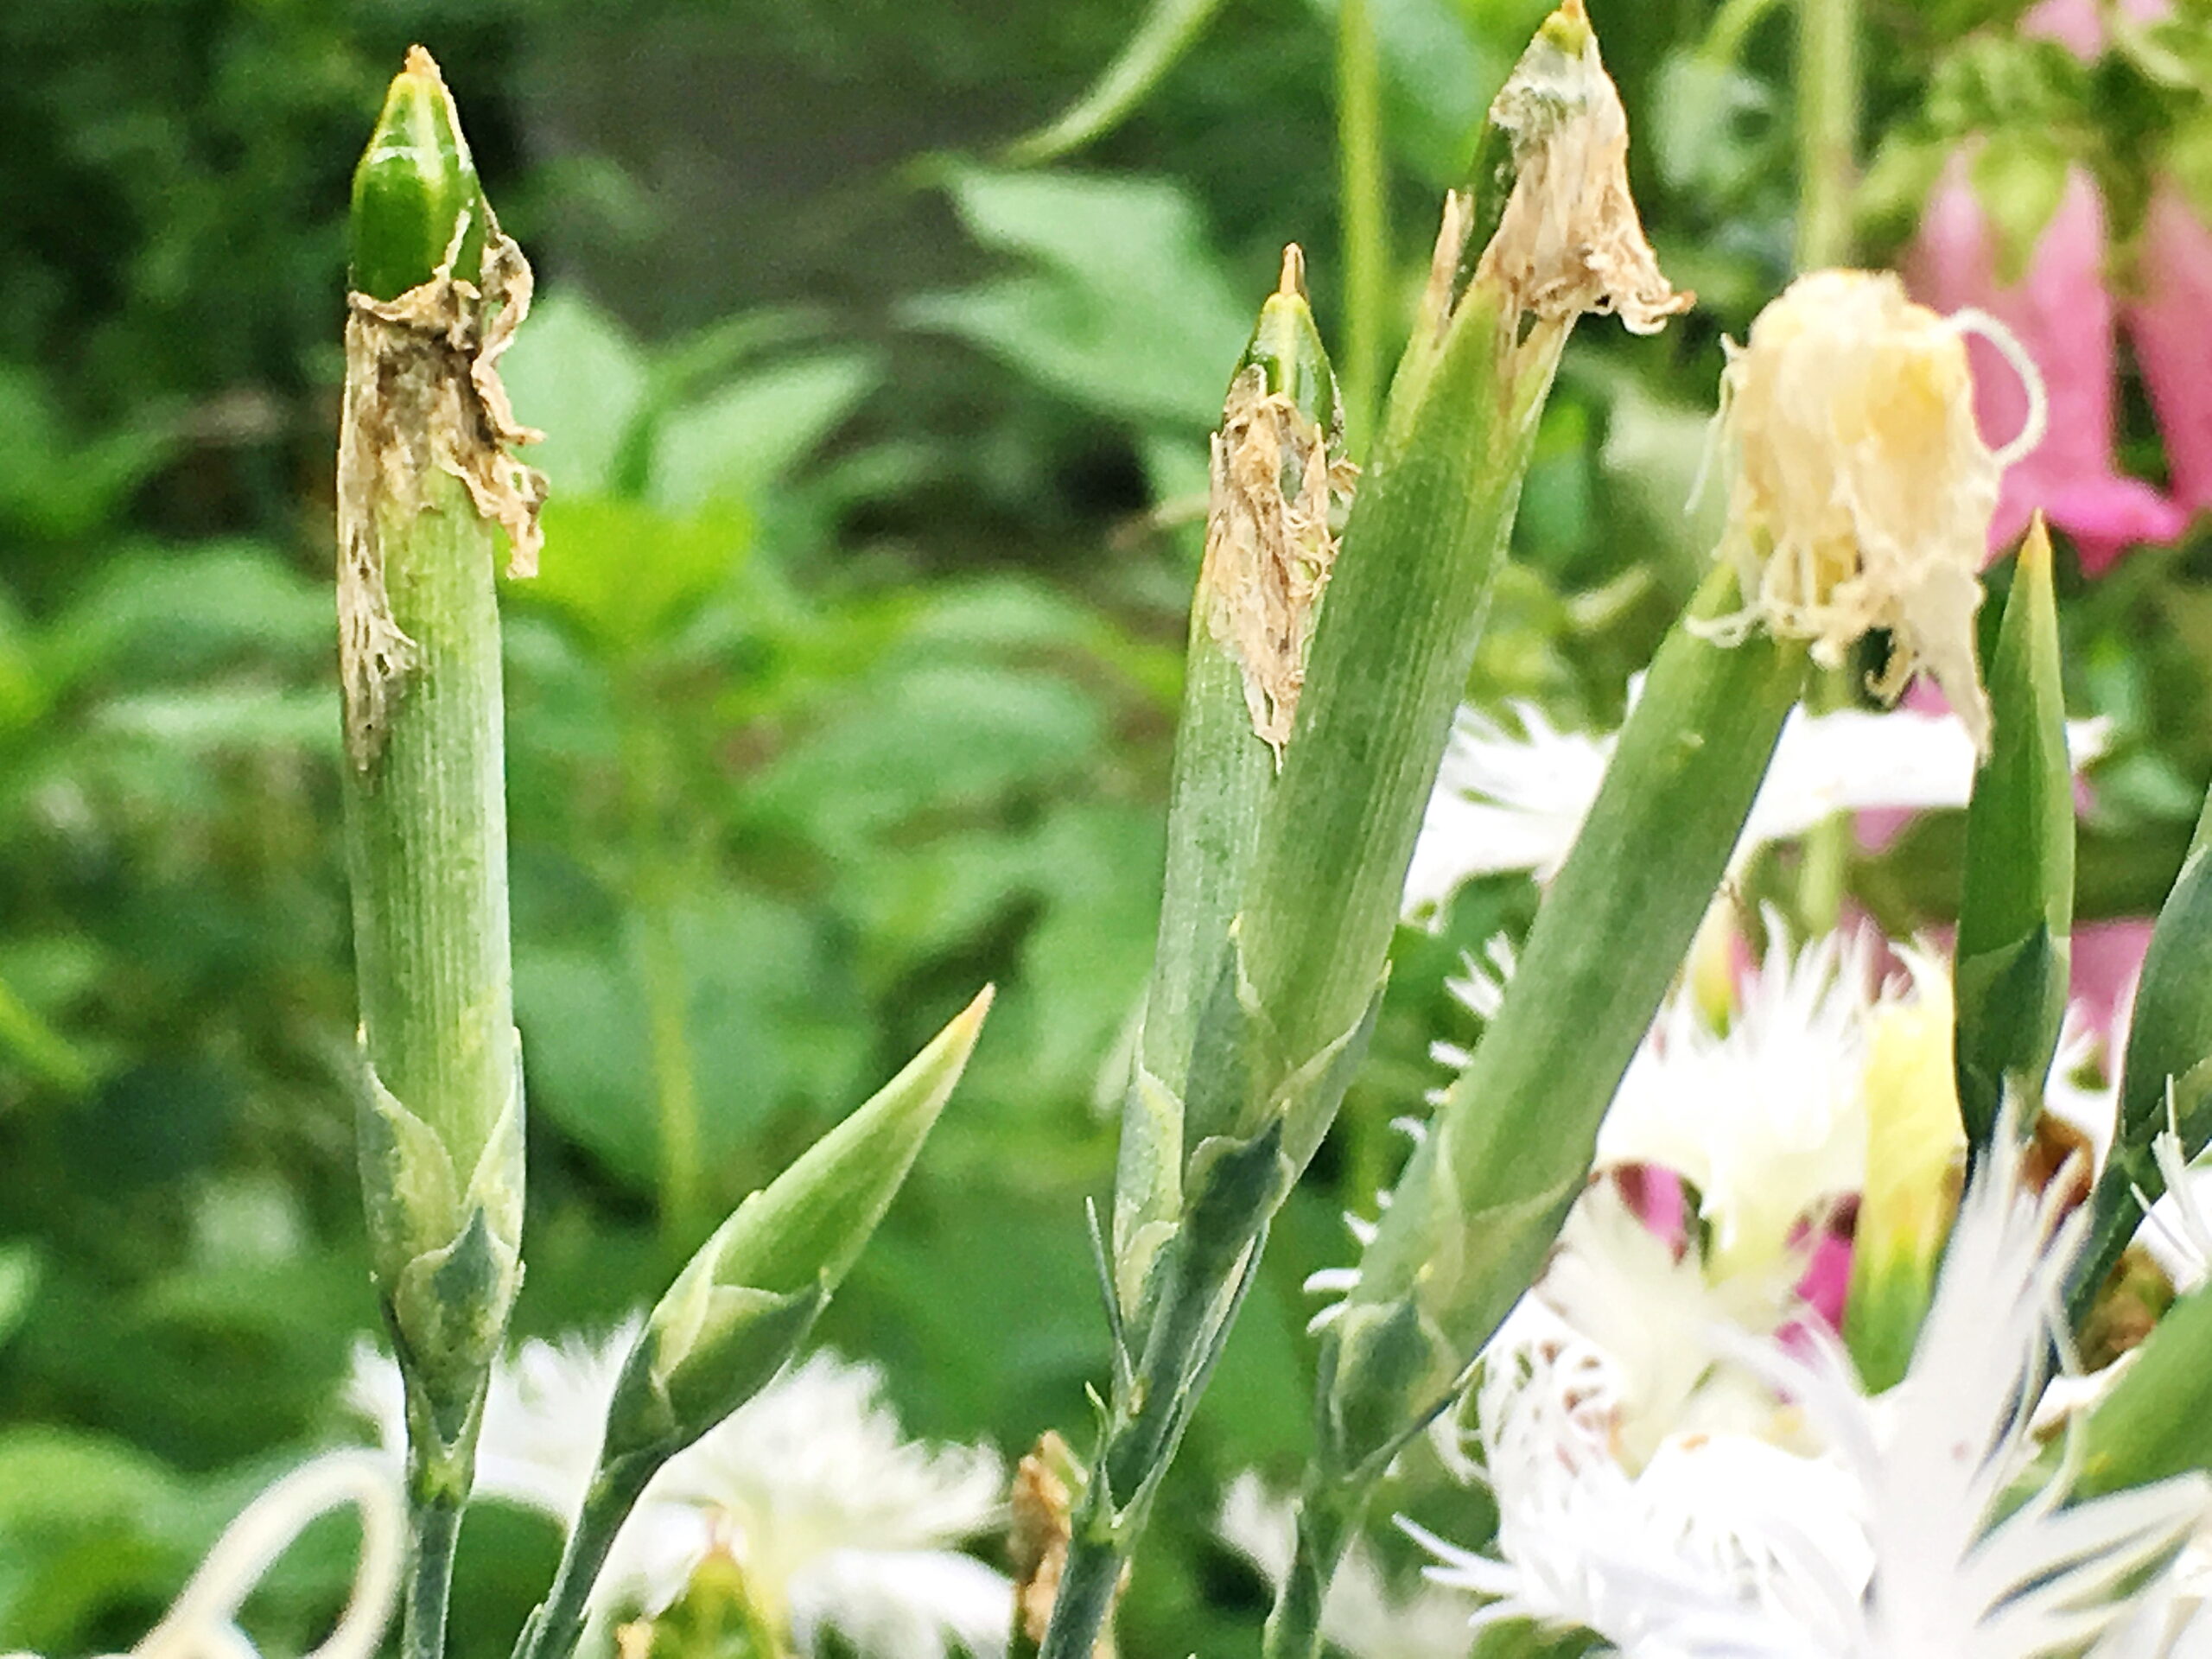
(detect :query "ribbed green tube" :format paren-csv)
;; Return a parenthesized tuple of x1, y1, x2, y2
(339, 47, 538, 1659)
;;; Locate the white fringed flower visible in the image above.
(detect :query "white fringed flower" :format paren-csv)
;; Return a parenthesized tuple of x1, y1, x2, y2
(1403, 692, 2107, 913)
(1714, 1129, 2212, 1659)
(1409, 1299, 1866, 1655)
(347, 1337, 1009, 1659)
(1594, 929, 1899, 1277)
(1413, 1129, 2212, 1658)
(1217, 1476, 1473, 1659)
(1538, 1184, 1799, 1468)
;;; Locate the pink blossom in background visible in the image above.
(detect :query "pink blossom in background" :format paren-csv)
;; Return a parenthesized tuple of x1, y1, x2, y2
(1903, 155, 2188, 574)
(2069, 916, 2154, 1038)
(2126, 181, 2212, 514)
(2020, 0, 2171, 57)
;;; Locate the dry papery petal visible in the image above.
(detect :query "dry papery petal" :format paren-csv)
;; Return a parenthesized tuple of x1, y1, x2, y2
(334, 212, 545, 770)
(1200, 251, 1357, 760)
(1473, 0, 1690, 339)
(1704, 270, 2044, 754)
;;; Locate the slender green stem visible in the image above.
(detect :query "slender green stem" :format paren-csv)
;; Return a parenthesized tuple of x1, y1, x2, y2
(1259, 1478, 1367, 1659)
(1040, 1231, 1264, 1659)
(1335, 0, 1389, 448)
(1792, 0, 1860, 270)
(1705, 0, 1786, 66)
(1796, 666, 1853, 931)
(511, 1462, 658, 1659)
(401, 1486, 464, 1659)
(625, 696, 703, 1252)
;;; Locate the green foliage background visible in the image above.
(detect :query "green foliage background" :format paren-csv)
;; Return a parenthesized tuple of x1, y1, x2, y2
(3, 0, 2210, 1654)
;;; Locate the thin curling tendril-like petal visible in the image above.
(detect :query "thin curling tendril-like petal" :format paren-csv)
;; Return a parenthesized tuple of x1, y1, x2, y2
(0, 1453, 408, 1659)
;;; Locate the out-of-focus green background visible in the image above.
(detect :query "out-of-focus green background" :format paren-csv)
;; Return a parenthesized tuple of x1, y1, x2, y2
(3, 0, 2209, 1653)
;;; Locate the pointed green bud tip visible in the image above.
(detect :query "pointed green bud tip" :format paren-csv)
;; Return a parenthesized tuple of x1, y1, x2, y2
(1538, 0, 1593, 54)
(696, 983, 995, 1300)
(350, 46, 487, 302)
(1237, 245, 1345, 443)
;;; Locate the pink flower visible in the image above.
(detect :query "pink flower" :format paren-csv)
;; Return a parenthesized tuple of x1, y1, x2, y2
(2069, 916, 2153, 1039)
(1903, 155, 2188, 574)
(2020, 0, 2169, 57)
(2126, 181, 2212, 515)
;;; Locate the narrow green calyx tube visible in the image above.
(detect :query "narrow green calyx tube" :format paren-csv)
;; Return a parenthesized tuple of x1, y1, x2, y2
(337, 45, 544, 1659)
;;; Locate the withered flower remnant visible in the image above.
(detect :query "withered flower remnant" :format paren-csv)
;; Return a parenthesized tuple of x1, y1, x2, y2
(1469, 0, 1690, 340)
(1705, 270, 2044, 753)
(1200, 246, 1357, 759)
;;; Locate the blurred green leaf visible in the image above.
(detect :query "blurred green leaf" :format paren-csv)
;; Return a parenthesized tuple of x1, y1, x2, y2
(905, 169, 1251, 429)
(518, 883, 869, 1195)
(502, 289, 652, 499)
(0, 1243, 41, 1349)
(651, 353, 881, 511)
(1650, 50, 1777, 198)
(525, 496, 752, 657)
(91, 687, 336, 753)
(752, 661, 1109, 860)
(44, 543, 330, 692)
(0, 366, 171, 543)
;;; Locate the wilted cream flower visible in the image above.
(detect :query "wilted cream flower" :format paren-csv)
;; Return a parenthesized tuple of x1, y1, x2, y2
(1473, 0, 1689, 338)
(1706, 270, 2044, 753)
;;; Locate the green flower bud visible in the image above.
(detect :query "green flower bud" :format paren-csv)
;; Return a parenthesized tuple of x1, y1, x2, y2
(512, 991, 993, 1659)
(350, 46, 488, 301)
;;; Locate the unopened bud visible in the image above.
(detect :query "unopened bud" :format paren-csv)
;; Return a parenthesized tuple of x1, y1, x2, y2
(350, 47, 487, 302)
(601, 988, 991, 1465)
(1842, 950, 1967, 1390)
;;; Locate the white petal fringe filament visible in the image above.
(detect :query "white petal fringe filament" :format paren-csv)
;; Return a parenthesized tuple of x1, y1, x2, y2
(1402, 1105, 2212, 1657)
(1, 1452, 404, 1659)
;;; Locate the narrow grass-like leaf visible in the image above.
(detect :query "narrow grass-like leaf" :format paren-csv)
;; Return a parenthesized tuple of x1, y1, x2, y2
(2072, 790, 2212, 1324)
(1001, 0, 1228, 166)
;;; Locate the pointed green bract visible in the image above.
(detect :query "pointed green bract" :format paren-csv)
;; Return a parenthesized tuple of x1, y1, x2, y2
(2074, 1274, 2212, 1500)
(510, 990, 992, 1659)
(1954, 517, 2074, 1154)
